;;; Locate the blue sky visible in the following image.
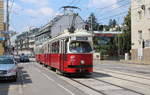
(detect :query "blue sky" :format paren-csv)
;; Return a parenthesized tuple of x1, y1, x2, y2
(8, 0, 130, 32)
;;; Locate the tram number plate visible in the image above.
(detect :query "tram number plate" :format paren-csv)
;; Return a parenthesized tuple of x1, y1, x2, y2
(76, 37, 88, 40)
(79, 69, 85, 72)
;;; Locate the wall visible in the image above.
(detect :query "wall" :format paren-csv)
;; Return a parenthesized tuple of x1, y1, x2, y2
(131, 0, 150, 63)
(0, 0, 4, 55)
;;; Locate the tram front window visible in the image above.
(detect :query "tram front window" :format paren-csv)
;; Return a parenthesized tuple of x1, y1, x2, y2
(70, 41, 92, 53)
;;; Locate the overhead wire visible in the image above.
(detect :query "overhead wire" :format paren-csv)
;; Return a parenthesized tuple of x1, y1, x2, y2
(98, 1, 131, 16)
(9, 0, 14, 14)
(98, 2, 148, 21)
(69, 0, 79, 6)
(96, 0, 129, 10)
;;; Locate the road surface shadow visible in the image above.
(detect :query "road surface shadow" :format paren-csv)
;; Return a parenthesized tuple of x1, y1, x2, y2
(66, 72, 112, 79)
(91, 72, 112, 78)
(0, 66, 32, 95)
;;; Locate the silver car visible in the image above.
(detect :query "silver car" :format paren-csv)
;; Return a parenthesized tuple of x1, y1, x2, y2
(0, 56, 18, 81)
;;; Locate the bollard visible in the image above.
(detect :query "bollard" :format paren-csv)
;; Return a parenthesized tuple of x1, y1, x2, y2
(125, 53, 129, 61)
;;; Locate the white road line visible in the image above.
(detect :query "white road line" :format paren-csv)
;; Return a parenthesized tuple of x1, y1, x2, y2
(57, 84, 75, 95)
(35, 67, 55, 82)
(42, 73, 55, 82)
(35, 68, 42, 73)
(34, 65, 75, 95)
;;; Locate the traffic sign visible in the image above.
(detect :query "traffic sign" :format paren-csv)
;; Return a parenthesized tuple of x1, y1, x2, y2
(0, 31, 14, 34)
(0, 37, 5, 40)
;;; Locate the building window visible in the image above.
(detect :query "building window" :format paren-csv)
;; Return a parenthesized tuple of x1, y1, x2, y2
(138, 11, 142, 20)
(149, 29, 150, 38)
(148, 8, 150, 18)
(138, 30, 142, 44)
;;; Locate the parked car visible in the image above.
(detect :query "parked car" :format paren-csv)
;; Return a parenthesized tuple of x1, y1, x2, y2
(19, 55, 30, 62)
(28, 54, 35, 58)
(0, 56, 18, 81)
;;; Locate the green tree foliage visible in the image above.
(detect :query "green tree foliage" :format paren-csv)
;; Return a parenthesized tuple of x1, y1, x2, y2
(109, 19, 117, 28)
(109, 19, 113, 28)
(120, 9, 131, 54)
(87, 13, 99, 31)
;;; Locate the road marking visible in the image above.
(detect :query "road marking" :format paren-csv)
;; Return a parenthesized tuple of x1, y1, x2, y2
(57, 83, 75, 95)
(34, 64, 75, 95)
(35, 67, 55, 82)
(42, 73, 55, 82)
(35, 68, 42, 73)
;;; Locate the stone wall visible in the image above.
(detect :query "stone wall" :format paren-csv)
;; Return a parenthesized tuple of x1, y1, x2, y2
(131, 48, 150, 64)
(143, 48, 150, 62)
(131, 49, 138, 61)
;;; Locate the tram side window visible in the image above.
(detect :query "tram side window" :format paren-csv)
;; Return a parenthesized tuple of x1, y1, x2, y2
(52, 41, 59, 53)
(46, 44, 48, 53)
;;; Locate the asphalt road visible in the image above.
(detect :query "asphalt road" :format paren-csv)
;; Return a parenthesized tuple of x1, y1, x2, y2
(0, 61, 88, 95)
(1, 60, 150, 95)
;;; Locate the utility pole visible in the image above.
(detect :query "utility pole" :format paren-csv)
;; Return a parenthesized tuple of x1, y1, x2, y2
(6, 0, 10, 53)
(6, 0, 9, 31)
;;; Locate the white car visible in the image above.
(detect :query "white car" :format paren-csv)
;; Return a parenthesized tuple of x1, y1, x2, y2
(0, 56, 18, 81)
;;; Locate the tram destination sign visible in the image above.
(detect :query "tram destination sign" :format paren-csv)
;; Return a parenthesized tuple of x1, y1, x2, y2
(0, 37, 5, 41)
(76, 37, 88, 40)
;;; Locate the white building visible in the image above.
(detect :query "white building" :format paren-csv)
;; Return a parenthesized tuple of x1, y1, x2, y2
(35, 7, 85, 46)
(131, 0, 150, 63)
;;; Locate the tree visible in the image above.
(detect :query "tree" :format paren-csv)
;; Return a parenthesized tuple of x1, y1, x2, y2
(87, 13, 99, 31)
(109, 19, 113, 28)
(119, 9, 131, 54)
(112, 19, 117, 28)
(109, 19, 117, 28)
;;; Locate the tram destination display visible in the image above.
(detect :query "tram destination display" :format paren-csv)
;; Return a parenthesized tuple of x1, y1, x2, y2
(76, 37, 88, 40)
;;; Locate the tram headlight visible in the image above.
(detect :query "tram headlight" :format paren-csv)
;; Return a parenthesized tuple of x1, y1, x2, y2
(80, 60, 85, 65)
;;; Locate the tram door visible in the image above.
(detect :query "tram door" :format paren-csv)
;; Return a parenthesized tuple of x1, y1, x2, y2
(60, 40, 66, 71)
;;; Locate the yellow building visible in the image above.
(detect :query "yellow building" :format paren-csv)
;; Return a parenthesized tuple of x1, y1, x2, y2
(0, 0, 4, 55)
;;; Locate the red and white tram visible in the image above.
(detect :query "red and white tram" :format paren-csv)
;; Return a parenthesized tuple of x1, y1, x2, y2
(35, 29, 93, 74)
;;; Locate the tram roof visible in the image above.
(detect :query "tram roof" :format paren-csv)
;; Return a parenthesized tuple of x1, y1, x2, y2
(42, 29, 92, 46)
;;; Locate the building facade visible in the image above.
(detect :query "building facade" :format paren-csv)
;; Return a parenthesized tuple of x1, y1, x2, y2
(131, 0, 150, 63)
(35, 12, 85, 47)
(15, 28, 39, 55)
(0, 0, 4, 55)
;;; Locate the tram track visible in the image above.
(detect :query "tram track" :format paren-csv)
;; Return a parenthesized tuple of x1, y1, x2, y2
(92, 77, 144, 95)
(98, 69, 150, 80)
(101, 68, 150, 77)
(34, 62, 148, 95)
(69, 76, 145, 95)
(70, 78, 107, 95)
(94, 69, 150, 87)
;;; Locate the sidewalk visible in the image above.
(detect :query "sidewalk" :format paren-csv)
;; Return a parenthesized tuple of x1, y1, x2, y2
(94, 59, 150, 65)
(120, 60, 150, 65)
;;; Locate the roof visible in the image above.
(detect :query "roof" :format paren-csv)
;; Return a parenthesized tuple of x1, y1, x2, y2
(42, 29, 92, 46)
(94, 31, 122, 34)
